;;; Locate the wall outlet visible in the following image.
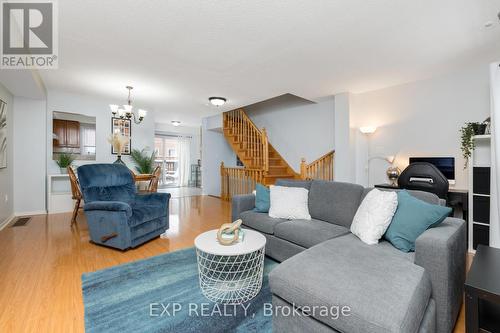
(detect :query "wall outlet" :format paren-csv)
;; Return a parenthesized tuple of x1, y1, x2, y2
(4, 194, 7, 203)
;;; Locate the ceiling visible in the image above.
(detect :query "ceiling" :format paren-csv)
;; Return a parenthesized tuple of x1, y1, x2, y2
(36, 0, 500, 126)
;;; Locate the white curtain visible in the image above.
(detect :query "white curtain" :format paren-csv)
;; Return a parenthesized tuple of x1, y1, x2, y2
(490, 62, 500, 248)
(177, 137, 191, 187)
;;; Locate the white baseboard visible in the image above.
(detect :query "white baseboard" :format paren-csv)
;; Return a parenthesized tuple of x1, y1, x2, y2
(47, 209, 73, 214)
(15, 210, 47, 217)
(0, 214, 15, 231)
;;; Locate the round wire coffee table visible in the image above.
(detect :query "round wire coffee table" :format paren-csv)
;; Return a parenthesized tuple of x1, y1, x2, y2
(194, 229, 266, 304)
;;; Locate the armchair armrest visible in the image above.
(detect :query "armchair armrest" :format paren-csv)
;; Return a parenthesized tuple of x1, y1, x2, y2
(84, 201, 132, 218)
(231, 194, 255, 221)
(134, 192, 171, 205)
(414, 217, 466, 333)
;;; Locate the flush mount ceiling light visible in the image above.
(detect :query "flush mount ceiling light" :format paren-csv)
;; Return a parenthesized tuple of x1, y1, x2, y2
(485, 11, 500, 27)
(209, 97, 227, 107)
(171, 120, 181, 127)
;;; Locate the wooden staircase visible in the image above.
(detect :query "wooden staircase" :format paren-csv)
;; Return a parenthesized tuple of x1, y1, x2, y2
(223, 109, 298, 185)
(221, 108, 335, 200)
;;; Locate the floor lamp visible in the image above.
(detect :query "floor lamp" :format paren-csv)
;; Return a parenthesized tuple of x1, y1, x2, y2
(359, 126, 397, 186)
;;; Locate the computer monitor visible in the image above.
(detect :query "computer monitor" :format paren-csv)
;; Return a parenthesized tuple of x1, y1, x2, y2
(408, 157, 455, 184)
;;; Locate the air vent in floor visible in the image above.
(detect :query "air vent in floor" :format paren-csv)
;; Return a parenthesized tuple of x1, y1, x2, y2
(11, 217, 31, 227)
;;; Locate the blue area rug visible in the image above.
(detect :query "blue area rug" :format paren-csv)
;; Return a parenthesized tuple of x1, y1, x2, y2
(82, 247, 278, 333)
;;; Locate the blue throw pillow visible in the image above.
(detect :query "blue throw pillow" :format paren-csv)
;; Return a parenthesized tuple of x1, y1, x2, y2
(384, 190, 452, 252)
(253, 183, 270, 213)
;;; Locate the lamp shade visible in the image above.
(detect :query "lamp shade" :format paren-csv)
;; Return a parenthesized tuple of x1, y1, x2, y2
(109, 104, 119, 113)
(360, 126, 377, 134)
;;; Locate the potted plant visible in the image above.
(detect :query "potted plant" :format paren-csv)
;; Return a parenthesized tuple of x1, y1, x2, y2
(56, 153, 75, 174)
(470, 122, 487, 136)
(130, 148, 156, 174)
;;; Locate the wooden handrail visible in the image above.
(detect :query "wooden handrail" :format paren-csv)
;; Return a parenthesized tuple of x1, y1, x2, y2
(238, 109, 261, 133)
(262, 128, 269, 173)
(223, 109, 269, 172)
(300, 150, 335, 181)
(220, 162, 264, 200)
(308, 150, 335, 166)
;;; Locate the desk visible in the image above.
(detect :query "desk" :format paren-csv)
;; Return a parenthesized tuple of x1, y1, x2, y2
(374, 184, 468, 221)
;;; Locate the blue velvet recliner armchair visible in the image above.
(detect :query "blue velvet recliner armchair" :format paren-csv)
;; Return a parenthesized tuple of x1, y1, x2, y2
(77, 163, 170, 250)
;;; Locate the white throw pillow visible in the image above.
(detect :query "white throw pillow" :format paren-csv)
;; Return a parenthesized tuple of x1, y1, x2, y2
(350, 189, 398, 245)
(269, 185, 311, 220)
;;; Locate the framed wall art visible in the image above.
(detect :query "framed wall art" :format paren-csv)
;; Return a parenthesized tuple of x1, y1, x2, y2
(111, 117, 131, 155)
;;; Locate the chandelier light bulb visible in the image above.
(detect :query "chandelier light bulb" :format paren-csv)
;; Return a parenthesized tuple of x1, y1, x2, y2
(109, 104, 119, 114)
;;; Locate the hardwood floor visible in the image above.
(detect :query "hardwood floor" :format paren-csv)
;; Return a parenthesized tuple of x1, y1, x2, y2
(0, 196, 230, 333)
(0, 195, 468, 332)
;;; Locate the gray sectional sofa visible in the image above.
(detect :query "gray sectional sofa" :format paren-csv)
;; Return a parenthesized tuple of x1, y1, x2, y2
(232, 179, 466, 333)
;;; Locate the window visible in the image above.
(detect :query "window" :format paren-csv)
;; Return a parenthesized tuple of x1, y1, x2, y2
(154, 137, 164, 159)
(81, 123, 96, 156)
(155, 136, 180, 186)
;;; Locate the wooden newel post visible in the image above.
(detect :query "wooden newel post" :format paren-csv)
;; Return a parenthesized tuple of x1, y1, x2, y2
(262, 128, 269, 173)
(220, 162, 227, 200)
(300, 158, 307, 180)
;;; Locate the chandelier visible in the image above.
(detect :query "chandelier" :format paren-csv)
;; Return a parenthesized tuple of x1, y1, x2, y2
(109, 86, 147, 124)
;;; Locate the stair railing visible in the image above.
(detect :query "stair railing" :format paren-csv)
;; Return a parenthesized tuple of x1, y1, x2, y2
(223, 109, 268, 172)
(300, 150, 335, 181)
(220, 162, 264, 200)
(261, 128, 269, 174)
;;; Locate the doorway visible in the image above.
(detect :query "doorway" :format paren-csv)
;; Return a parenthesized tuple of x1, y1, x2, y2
(154, 135, 193, 188)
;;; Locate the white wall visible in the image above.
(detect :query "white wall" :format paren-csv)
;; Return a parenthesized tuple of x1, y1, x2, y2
(0, 83, 14, 226)
(13, 97, 47, 215)
(333, 93, 355, 182)
(245, 95, 335, 172)
(201, 114, 236, 196)
(46, 90, 155, 173)
(350, 63, 492, 189)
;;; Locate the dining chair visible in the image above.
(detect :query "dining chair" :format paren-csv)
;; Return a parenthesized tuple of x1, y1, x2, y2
(67, 166, 83, 226)
(147, 165, 162, 192)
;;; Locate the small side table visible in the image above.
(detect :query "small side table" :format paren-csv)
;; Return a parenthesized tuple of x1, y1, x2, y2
(465, 245, 500, 333)
(194, 229, 266, 304)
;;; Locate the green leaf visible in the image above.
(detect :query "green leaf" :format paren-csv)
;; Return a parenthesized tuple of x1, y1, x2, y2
(130, 148, 156, 174)
(55, 153, 75, 168)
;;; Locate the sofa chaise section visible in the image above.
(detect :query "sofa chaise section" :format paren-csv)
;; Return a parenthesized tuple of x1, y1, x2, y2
(269, 233, 434, 333)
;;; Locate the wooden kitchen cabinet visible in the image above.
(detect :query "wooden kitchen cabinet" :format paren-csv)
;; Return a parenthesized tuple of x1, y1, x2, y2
(65, 121, 80, 148)
(53, 119, 67, 147)
(53, 119, 80, 148)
